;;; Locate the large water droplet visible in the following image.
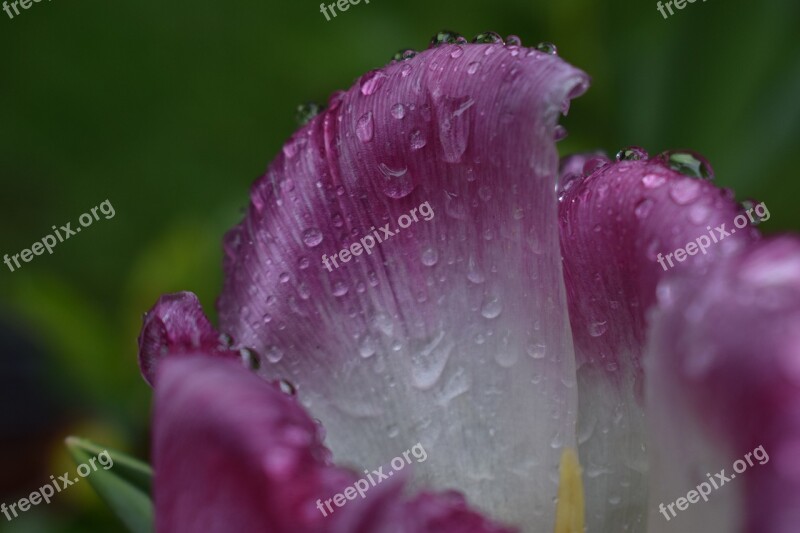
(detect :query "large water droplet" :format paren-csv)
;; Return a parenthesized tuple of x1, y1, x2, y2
(641, 174, 666, 189)
(295, 102, 323, 125)
(392, 49, 417, 62)
(505, 34, 522, 46)
(438, 96, 474, 163)
(409, 331, 454, 390)
(615, 146, 649, 161)
(472, 31, 504, 44)
(481, 297, 503, 319)
(240, 348, 261, 370)
(535, 42, 558, 55)
(659, 150, 714, 180)
(360, 70, 387, 96)
(669, 179, 702, 205)
(356, 112, 374, 142)
(391, 103, 405, 119)
(302, 228, 323, 248)
(378, 162, 415, 198)
(430, 30, 463, 47)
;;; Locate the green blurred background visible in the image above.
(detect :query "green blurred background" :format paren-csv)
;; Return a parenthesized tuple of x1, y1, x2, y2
(0, 0, 798, 530)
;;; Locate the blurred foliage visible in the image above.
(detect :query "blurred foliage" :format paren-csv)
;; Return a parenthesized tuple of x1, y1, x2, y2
(0, 0, 798, 530)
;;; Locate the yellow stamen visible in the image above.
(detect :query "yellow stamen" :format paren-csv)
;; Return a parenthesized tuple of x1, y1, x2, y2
(554, 449, 585, 533)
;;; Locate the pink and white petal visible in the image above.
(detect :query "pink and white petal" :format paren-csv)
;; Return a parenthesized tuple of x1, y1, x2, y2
(646, 237, 800, 533)
(217, 42, 589, 528)
(558, 157, 757, 531)
(138, 291, 238, 386)
(154, 355, 519, 533)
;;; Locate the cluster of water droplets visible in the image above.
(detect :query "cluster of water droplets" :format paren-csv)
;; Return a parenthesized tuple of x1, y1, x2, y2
(217, 332, 297, 396)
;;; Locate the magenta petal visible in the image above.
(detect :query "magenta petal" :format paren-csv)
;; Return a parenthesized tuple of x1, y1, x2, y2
(216, 43, 589, 527)
(558, 157, 758, 531)
(153, 356, 355, 533)
(646, 237, 800, 533)
(137, 292, 238, 386)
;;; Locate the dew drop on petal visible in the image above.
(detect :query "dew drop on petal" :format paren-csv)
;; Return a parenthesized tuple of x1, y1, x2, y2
(278, 379, 296, 395)
(642, 174, 666, 189)
(659, 150, 714, 180)
(634, 198, 654, 219)
(391, 103, 405, 119)
(302, 228, 323, 248)
(356, 112, 374, 142)
(588, 321, 608, 337)
(535, 42, 558, 55)
(410, 129, 427, 150)
(615, 146, 649, 161)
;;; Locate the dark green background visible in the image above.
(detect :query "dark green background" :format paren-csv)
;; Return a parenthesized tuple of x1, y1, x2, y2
(0, 0, 798, 530)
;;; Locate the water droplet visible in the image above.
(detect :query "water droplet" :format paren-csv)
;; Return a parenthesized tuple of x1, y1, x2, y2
(356, 112, 374, 142)
(481, 297, 503, 319)
(387, 425, 400, 438)
(360, 70, 387, 96)
(450, 46, 464, 58)
(332, 281, 349, 297)
(263, 346, 283, 364)
(240, 348, 261, 370)
(642, 174, 666, 189)
(554, 125, 568, 141)
(495, 351, 519, 368)
(588, 321, 608, 337)
(302, 228, 323, 248)
(409, 331, 454, 390)
(659, 150, 714, 180)
(392, 49, 417, 61)
(472, 31, 504, 44)
(401, 63, 413, 77)
(295, 102, 323, 125)
(527, 343, 546, 359)
(505, 34, 522, 46)
(262, 313, 272, 324)
(218, 333, 233, 348)
(421, 247, 439, 266)
(279, 379, 296, 395)
(438, 96, 474, 163)
(430, 30, 463, 47)
(535, 42, 558, 55)
(279, 272, 290, 283)
(634, 198, 654, 219)
(298, 256, 310, 270)
(615, 146, 649, 161)
(409, 129, 427, 150)
(669, 179, 702, 205)
(359, 336, 377, 358)
(391, 103, 405, 119)
(739, 200, 763, 226)
(378, 162, 415, 198)
(467, 62, 480, 75)
(583, 156, 610, 176)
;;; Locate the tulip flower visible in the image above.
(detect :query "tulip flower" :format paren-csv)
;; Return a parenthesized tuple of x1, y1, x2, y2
(131, 32, 797, 533)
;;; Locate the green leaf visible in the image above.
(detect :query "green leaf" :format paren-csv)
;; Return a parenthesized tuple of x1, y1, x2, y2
(65, 437, 154, 533)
